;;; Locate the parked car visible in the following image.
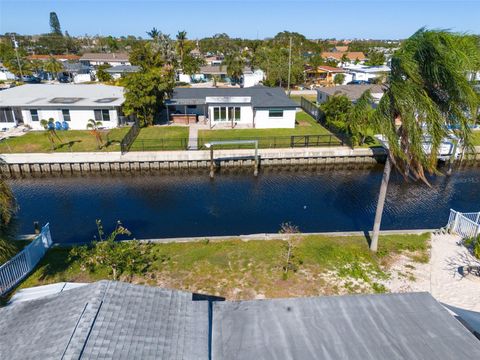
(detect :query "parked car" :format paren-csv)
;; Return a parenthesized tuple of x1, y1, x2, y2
(18, 75, 41, 83)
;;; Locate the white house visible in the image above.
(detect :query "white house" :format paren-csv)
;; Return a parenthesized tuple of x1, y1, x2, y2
(0, 84, 126, 130)
(180, 66, 264, 87)
(166, 86, 297, 128)
(80, 53, 131, 67)
(343, 64, 391, 83)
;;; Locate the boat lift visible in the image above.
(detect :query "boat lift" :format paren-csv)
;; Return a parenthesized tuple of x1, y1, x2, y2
(204, 140, 259, 178)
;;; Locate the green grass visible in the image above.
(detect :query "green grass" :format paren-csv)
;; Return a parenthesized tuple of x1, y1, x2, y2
(472, 131, 480, 146)
(18, 233, 430, 300)
(198, 111, 341, 149)
(0, 128, 130, 153)
(290, 95, 317, 104)
(130, 126, 190, 151)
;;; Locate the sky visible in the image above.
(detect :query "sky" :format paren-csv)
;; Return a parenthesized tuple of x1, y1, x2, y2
(1, 0, 479, 39)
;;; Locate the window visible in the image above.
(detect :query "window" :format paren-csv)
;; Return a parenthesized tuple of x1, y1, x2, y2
(62, 109, 71, 121)
(30, 109, 39, 122)
(94, 109, 110, 121)
(0, 108, 14, 123)
(269, 109, 284, 118)
(228, 107, 241, 121)
(213, 106, 240, 122)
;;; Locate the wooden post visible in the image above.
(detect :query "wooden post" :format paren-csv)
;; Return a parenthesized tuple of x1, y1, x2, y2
(209, 146, 214, 178)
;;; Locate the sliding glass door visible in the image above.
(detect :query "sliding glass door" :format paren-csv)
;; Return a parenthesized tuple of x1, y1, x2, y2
(213, 106, 240, 122)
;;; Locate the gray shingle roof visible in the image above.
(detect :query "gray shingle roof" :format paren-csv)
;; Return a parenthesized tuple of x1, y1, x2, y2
(317, 84, 385, 101)
(169, 86, 298, 109)
(0, 281, 209, 360)
(212, 292, 480, 360)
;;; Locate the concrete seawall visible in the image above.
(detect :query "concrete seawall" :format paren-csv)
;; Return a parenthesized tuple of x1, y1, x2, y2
(0, 147, 385, 176)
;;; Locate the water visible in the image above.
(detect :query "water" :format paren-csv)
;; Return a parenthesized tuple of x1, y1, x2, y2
(8, 166, 480, 244)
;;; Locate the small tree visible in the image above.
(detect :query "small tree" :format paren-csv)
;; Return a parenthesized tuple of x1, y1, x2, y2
(40, 118, 62, 149)
(96, 64, 112, 82)
(70, 220, 155, 281)
(334, 73, 346, 85)
(320, 94, 352, 131)
(87, 119, 103, 149)
(44, 56, 63, 80)
(279, 222, 302, 280)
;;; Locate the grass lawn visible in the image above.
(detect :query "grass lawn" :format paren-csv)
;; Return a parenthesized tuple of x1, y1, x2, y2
(290, 94, 317, 105)
(19, 233, 430, 300)
(130, 126, 190, 151)
(0, 128, 130, 153)
(198, 111, 342, 149)
(472, 130, 480, 146)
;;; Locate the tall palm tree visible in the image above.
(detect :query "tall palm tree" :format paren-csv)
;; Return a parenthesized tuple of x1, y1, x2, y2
(44, 56, 63, 80)
(0, 179, 17, 264)
(87, 119, 104, 149)
(224, 52, 245, 84)
(370, 28, 480, 251)
(176, 30, 187, 65)
(147, 27, 160, 41)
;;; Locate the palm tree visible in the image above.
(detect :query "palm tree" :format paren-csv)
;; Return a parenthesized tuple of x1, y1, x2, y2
(0, 178, 17, 264)
(176, 30, 187, 65)
(147, 27, 159, 41)
(224, 52, 245, 85)
(340, 53, 349, 67)
(370, 28, 480, 251)
(44, 56, 63, 80)
(87, 119, 103, 149)
(40, 118, 62, 149)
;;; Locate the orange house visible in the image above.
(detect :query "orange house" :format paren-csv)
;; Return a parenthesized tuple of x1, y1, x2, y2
(304, 65, 346, 87)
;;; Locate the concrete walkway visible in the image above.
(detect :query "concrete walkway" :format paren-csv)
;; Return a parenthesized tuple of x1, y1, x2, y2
(188, 124, 199, 150)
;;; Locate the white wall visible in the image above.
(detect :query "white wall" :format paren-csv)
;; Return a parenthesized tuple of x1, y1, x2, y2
(254, 109, 296, 129)
(22, 108, 119, 130)
(207, 105, 253, 124)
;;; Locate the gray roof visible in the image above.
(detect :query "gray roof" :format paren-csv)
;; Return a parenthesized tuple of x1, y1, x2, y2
(0, 84, 125, 108)
(105, 65, 140, 74)
(80, 53, 130, 62)
(199, 65, 252, 75)
(169, 86, 298, 108)
(2, 282, 480, 360)
(317, 84, 385, 101)
(0, 281, 209, 360)
(212, 292, 480, 360)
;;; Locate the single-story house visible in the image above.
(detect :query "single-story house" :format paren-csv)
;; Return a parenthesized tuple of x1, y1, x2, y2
(80, 52, 130, 67)
(180, 66, 264, 87)
(26, 54, 81, 62)
(0, 65, 15, 81)
(166, 86, 297, 128)
(317, 84, 385, 105)
(105, 65, 140, 79)
(304, 65, 346, 87)
(0, 84, 126, 130)
(344, 64, 391, 82)
(1, 281, 480, 359)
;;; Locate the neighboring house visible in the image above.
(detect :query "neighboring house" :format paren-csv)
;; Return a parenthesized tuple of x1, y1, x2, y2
(204, 55, 223, 66)
(105, 65, 140, 79)
(1, 281, 480, 360)
(0, 84, 126, 130)
(317, 84, 385, 105)
(166, 86, 298, 128)
(332, 45, 349, 52)
(242, 69, 265, 88)
(0, 65, 15, 81)
(80, 52, 130, 67)
(344, 64, 391, 83)
(61, 62, 92, 83)
(321, 51, 367, 64)
(183, 65, 263, 87)
(304, 65, 346, 87)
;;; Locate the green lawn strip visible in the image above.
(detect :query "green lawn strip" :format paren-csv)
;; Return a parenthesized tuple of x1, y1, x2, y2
(290, 94, 317, 104)
(198, 111, 341, 149)
(130, 126, 189, 151)
(472, 131, 480, 146)
(18, 233, 430, 299)
(0, 128, 130, 153)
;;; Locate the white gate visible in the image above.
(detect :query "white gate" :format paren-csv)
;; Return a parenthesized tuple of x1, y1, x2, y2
(447, 210, 480, 238)
(0, 223, 52, 297)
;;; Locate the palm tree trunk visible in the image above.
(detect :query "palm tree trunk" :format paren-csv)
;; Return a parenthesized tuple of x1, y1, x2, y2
(370, 156, 392, 252)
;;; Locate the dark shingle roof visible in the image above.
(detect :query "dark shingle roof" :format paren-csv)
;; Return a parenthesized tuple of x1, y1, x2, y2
(212, 292, 480, 360)
(0, 281, 209, 360)
(170, 86, 298, 108)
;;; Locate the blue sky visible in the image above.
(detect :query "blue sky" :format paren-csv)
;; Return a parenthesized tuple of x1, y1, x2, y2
(1, 0, 479, 39)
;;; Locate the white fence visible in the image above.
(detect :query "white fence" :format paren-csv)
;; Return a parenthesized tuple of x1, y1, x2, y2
(447, 210, 480, 238)
(0, 223, 52, 297)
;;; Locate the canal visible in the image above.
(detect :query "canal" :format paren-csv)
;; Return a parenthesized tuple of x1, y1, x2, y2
(8, 165, 480, 244)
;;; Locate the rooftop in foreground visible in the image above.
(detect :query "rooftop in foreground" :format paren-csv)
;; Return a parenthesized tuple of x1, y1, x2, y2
(1, 281, 479, 359)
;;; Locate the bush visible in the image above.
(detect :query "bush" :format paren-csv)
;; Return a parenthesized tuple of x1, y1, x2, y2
(463, 236, 480, 259)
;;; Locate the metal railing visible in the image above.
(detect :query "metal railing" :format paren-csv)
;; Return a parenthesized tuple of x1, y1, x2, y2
(198, 134, 343, 150)
(0, 223, 52, 297)
(129, 138, 189, 151)
(447, 209, 480, 239)
(120, 121, 140, 154)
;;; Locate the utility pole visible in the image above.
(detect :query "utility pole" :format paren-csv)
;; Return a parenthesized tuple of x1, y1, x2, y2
(11, 34, 24, 79)
(287, 36, 292, 97)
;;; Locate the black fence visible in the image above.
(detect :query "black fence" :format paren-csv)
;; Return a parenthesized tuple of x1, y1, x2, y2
(198, 134, 343, 150)
(120, 122, 140, 154)
(300, 97, 352, 148)
(128, 138, 189, 151)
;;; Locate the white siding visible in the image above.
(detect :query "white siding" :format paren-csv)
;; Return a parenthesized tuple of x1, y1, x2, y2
(208, 105, 252, 124)
(23, 109, 119, 130)
(254, 109, 296, 129)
